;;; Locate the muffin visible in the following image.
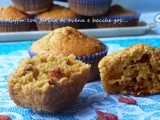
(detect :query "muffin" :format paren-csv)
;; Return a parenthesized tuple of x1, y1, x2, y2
(35, 5, 79, 31)
(8, 54, 90, 113)
(68, 0, 112, 16)
(98, 43, 160, 96)
(11, 0, 53, 14)
(0, 5, 31, 32)
(29, 26, 108, 81)
(95, 5, 140, 28)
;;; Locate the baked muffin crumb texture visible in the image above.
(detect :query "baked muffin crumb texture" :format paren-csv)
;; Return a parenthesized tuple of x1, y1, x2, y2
(8, 54, 90, 113)
(99, 43, 160, 96)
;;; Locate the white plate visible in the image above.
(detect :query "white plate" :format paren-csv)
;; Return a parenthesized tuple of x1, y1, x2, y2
(0, 22, 150, 42)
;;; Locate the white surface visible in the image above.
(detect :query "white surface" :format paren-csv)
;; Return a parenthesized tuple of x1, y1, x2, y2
(0, 22, 150, 42)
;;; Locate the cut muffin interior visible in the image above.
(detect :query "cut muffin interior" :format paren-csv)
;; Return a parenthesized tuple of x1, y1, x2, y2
(99, 43, 160, 96)
(8, 54, 90, 113)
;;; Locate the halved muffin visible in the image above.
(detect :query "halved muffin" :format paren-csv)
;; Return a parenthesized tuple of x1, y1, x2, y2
(8, 54, 90, 113)
(98, 43, 160, 96)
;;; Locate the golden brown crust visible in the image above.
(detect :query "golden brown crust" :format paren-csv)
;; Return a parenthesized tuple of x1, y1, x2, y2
(36, 5, 77, 19)
(98, 43, 160, 96)
(0, 5, 28, 20)
(106, 5, 136, 16)
(30, 26, 106, 56)
(8, 54, 90, 113)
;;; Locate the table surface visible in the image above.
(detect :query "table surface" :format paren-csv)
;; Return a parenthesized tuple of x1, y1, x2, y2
(0, 1, 160, 120)
(0, 37, 160, 120)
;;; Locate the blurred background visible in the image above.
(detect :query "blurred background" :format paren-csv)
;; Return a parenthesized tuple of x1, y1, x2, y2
(0, 0, 159, 33)
(0, 0, 159, 12)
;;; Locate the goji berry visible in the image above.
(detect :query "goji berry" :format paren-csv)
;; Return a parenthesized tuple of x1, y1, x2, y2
(118, 96, 137, 105)
(0, 115, 12, 120)
(95, 110, 118, 120)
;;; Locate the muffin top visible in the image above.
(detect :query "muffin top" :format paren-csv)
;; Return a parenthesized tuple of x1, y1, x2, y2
(36, 5, 77, 19)
(30, 26, 106, 56)
(0, 5, 28, 20)
(106, 5, 136, 16)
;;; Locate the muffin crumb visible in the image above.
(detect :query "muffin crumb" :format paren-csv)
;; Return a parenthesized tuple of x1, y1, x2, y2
(99, 43, 160, 96)
(8, 54, 90, 113)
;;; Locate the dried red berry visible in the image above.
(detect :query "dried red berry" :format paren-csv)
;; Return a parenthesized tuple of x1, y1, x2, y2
(24, 65, 32, 72)
(0, 115, 12, 120)
(49, 67, 63, 78)
(66, 59, 72, 65)
(48, 79, 57, 86)
(95, 110, 118, 120)
(158, 74, 160, 80)
(97, 116, 107, 120)
(118, 96, 137, 105)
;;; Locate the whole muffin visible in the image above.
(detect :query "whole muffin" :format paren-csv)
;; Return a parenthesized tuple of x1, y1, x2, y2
(95, 5, 140, 28)
(11, 0, 53, 14)
(68, 0, 112, 16)
(0, 5, 31, 32)
(29, 26, 108, 81)
(35, 5, 79, 31)
(8, 54, 90, 113)
(98, 43, 160, 96)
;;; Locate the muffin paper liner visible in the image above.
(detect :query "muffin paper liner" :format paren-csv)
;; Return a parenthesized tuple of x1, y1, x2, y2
(79, 16, 97, 29)
(28, 49, 37, 57)
(97, 19, 139, 28)
(68, 0, 112, 4)
(97, 13, 140, 21)
(28, 45, 108, 60)
(77, 46, 108, 81)
(11, 0, 53, 14)
(68, 0, 112, 16)
(95, 13, 140, 27)
(0, 19, 31, 32)
(35, 18, 80, 30)
(76, 46, 108, 62)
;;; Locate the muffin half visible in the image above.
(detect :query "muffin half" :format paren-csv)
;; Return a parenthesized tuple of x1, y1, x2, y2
(8, 54, 90, 113)
(98, 43, 160, 96)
